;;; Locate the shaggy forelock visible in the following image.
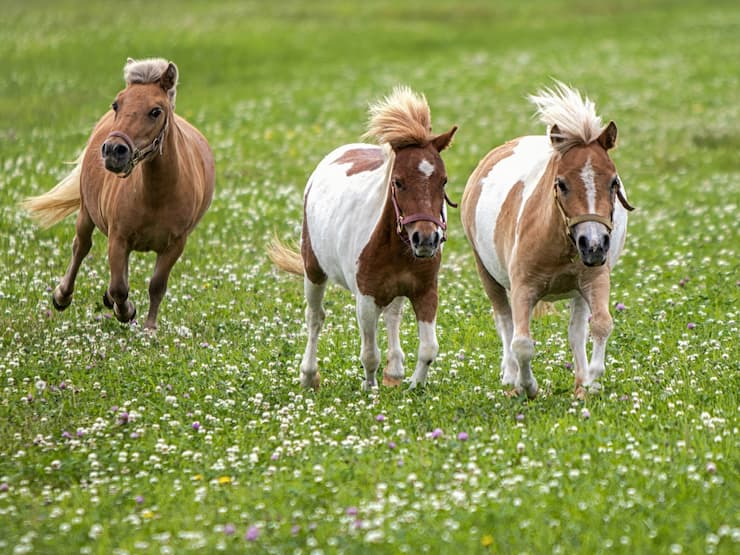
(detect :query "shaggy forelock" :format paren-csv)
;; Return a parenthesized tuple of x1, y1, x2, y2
(123, 57, 178, 108)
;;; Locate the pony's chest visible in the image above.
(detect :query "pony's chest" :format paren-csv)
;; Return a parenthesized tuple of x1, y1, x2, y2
(356, 250, 439, 306)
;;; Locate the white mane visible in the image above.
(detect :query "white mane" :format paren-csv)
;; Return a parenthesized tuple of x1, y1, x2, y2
(123, 57, 178, 108)
(529, 81, 605, 153)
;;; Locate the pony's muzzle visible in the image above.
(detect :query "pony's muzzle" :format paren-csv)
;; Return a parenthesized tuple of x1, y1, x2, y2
(101, 140, 132, 174)
(409, 223, 442, 258)
(574, 222, 610, 267)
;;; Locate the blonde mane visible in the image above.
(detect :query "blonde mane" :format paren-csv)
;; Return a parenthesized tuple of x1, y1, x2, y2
(123, 57, 178, 108)
(364, 86, 433, 149)
(529, 81, 606, 154)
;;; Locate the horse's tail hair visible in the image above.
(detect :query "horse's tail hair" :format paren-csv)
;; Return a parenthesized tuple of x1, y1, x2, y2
(268, 237, 304, 276)
(21, 150, 84, 229)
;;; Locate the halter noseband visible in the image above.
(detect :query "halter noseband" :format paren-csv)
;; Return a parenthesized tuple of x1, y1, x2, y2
(553, 178, 635, 242)
(107, 116, 169, 178)
(391, 182, 458, 243)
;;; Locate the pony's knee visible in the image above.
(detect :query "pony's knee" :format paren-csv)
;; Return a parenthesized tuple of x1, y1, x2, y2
(590, 313, 613, 339)
(511, 336, 534, 362)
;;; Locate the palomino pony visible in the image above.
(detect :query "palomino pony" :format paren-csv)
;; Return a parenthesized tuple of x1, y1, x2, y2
(23, 58, 214, 330)
(270, 86, 457, 390)
(461, 82, 634, 398)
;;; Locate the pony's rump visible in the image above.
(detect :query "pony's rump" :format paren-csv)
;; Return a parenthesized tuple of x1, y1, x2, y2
(21, 149, 85, 229)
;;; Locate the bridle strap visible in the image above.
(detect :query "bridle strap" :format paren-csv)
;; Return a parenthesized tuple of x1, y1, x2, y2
(107, 116, 169, 178)
(391, 184, 457, 241)
(553, 185, 614, 241)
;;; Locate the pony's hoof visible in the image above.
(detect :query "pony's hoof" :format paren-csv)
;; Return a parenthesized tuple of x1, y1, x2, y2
(382, 371, 403, 387)
(113, 302, 136, 323)
(52, 288, 71, 311)
(102, 291, 114, 309)
(575, 382, 601, 399)
(300, 372, 321, 389)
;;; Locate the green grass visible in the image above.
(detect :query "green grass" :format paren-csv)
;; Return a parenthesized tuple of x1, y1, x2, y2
(1, 0, 738, 553)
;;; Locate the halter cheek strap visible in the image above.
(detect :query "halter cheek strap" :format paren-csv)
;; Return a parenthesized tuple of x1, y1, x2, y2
(107, 117, 169, 178)
(391, 184, 457, 242)
(553, 179, 636, 242)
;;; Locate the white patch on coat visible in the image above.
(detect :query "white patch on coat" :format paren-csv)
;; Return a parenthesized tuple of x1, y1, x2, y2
(580, 157, 596, 212)
(473, 135, 552, 288)
(418, 158, 435, 178)
(304, 143, 391, 295)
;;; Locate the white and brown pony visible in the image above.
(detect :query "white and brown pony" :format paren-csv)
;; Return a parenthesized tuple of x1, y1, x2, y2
(270, 86, 457, 390)
(461, 82, 634, 398)
(23, 58, 214, 330)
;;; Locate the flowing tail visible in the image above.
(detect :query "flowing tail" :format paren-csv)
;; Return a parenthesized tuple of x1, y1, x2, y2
(267, 237, 304, 276)
(21, 150, 85, 228)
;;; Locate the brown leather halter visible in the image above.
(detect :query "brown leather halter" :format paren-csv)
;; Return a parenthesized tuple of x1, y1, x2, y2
(106, 116, 169, 178)
(553, 178, 635, 242)
(391, 182, 458, 243)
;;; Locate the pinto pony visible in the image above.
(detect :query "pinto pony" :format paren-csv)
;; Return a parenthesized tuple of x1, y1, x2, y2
(270, 86, 457, 390)
(461, 82, 634, 398)
(23, 58, 214, 330)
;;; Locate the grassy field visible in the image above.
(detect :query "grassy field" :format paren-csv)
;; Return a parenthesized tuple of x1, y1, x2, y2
(1, 0, 738, 553)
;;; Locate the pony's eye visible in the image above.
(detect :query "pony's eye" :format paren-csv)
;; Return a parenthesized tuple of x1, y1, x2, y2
(111, 101, 119, 112)
(442, 177, 448, 187)
(556, 177, 568, 193)
(393, 178, 405, 190)
(149, 107, 162, 119)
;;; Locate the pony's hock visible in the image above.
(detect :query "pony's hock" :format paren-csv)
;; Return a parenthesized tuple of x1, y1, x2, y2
(22, 58, 215, 330)
(461, 81, 634, 399)
(270, 86, 457, 391)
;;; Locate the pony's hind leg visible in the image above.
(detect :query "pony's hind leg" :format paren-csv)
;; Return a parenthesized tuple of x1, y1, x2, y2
(144, 238, 186, 330)
(53, 208, 95, 311)
(300, 276, 326, 389)
(106, 237, 136, 324)
(356, 294, 382, 390)
(568, 295, 590, 398)
(382, 297, 405, 386)
(473, 254, 518, 388)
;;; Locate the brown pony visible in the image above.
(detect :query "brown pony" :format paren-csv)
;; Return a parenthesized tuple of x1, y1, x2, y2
(270, 86, 457, 390)
(23, 58, 214, 329)
(461, 82, 634, 398)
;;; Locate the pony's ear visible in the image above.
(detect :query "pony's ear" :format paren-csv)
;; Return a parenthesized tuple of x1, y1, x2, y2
(549, 124, 566, 145)
(126, 57, 135, 65)
(597, 121, 618, 150)
(431, 125, 458, 152)
(160, 62, 178, 93)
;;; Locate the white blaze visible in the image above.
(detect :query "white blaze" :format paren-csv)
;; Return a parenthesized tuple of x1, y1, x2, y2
(418, 158, 434, 178)
(580, 157, 596, 212)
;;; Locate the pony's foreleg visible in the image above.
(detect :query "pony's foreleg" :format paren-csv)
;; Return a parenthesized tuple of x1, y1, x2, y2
(473, 254, 517, 386)
(53, 208, 94, 310)
(582, 274, 613, 395)
(509, 285, 539, 399)
(568, 294, 590, 397)
(408, 289, 439, 389)
(356, 294, 382, 391)
(300, 276, 326, 389)
(382, 297, 405, 386)
(145, 238, 186, 330)
(106, 238, 136, 324)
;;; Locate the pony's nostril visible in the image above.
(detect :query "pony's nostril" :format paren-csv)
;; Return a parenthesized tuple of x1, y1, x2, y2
(602, 234, 610, 252)
(432, 233, 440, 248)
(113, 143, 129, 157)
(577, 235, 588, 251)
(411, 231, 420, 247)
(101, 143, 109, 157)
